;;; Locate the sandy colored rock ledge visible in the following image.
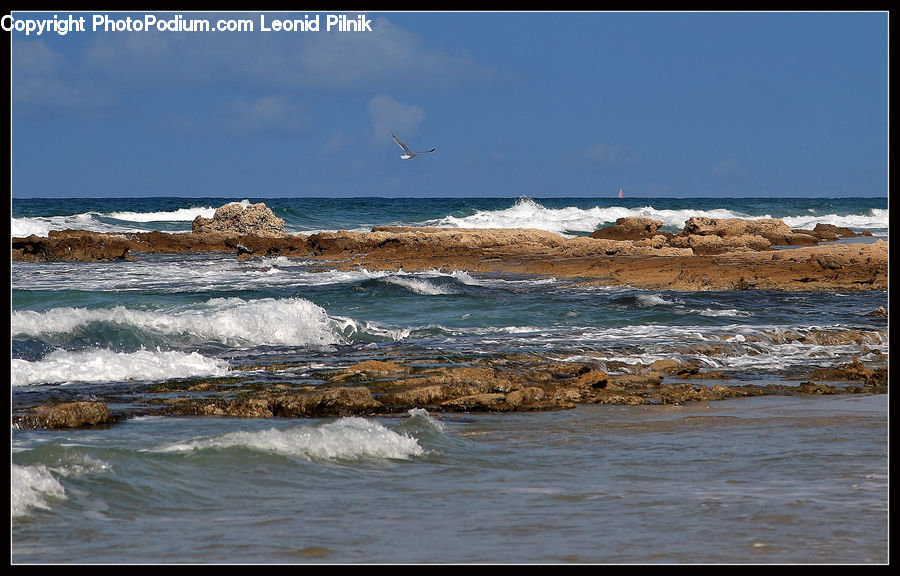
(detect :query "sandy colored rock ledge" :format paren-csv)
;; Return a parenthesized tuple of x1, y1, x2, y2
(11, 214, 888, 292)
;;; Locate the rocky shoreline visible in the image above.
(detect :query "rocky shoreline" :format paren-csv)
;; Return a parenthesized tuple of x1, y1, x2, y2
(11, 351, 889, 430)
(11, 202, 889, 429)
(11, 202, 888, 292)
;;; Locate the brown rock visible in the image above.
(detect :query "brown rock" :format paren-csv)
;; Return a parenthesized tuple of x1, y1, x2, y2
(668, 234, 771, 254)
(270, 387, 382, 417)
(806, 359, 887, 387)
(590, 217, 666, 241)
(681, 217, 817, 246)
(14, 401, 114, 429)
(11, 231, 132, 262)
(794, 223, 871, 242)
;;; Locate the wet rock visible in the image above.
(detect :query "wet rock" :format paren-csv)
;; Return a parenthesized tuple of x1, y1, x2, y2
(164, 386, 382, 418)
(11, 231, 132, 262)
(865, 306, 888, 317)
(330, 360, 412, 382)
(797, 382, 841, 395)
(14, 401, 115, 429)
(192, 202, 287, 238)
(806, 359, 887, 387)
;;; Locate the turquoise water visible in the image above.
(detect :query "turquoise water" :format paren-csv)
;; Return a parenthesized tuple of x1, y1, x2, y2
(10, 196, 889, 564)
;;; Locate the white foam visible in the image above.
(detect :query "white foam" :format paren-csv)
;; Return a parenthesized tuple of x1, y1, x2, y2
(10, 348, 231, 387)
(635, 294, 677, 307)
(423, 198, 889, 237)
(157, 417, 425, 461)
(10, 200, 252, 237)
(781, 208, 888, 232)
(11, 213, 152, 237)
(381, 275, 452, 295)
(12, 297, 345, 348)
(106, 201, 250, 223)
(699, 308, 753, 317)
(10, 463, 67, 518)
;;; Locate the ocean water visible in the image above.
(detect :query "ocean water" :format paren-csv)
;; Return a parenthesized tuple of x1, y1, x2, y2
(10, 196, 889, 564)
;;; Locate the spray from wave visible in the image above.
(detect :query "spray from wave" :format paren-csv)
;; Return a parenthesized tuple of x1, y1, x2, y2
(424, 197, 889, 237)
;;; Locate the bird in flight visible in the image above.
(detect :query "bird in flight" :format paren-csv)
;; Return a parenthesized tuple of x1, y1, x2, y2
(392, 132, 436, 159)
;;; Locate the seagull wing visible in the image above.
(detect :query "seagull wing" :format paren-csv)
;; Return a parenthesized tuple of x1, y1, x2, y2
(392, 133, 413, 156)
(416, 148, 436, 154)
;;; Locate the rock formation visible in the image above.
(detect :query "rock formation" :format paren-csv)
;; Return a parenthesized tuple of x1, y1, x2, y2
(11, 230, 133, 262)
(11, 205, 888, 292)
(12, 353, 887, 429)
(589, 217, 668, 241)
(191, 202, 287, 238)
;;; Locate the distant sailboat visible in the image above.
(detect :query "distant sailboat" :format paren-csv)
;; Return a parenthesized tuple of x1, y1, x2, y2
(618, 188, 624, 199)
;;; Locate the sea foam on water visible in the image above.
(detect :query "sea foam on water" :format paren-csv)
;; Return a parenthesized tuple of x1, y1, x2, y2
(10, 348, 231, 386)
(157, 417, 425, 461)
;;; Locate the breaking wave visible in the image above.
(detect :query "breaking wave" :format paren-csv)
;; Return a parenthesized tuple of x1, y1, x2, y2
(10, 348, 232, 387)
(156, 417, 425, 461)
(424, 198, 889, 237)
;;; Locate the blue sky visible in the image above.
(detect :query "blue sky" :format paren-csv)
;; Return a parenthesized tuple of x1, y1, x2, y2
(8, 10, 888, 198)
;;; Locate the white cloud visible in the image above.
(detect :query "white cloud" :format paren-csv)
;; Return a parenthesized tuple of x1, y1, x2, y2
(66, 14, 495, 93)
(368, 95, 426, 141)
(11, 39, 113, 111)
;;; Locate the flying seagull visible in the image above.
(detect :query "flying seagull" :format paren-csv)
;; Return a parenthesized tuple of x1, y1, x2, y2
(392, 132, 436, 159)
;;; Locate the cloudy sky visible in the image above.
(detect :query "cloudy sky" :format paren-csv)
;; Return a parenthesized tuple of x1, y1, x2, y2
(8, 10, 888, 198)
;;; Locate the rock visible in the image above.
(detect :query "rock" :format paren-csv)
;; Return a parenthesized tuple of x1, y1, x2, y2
(192, 202, 287, 238)
(12, 220, 888, 292)
(865, 306, 888, 317)
(11, 230, 132, 262)
(14, 401, 114, 429)
(806, 359, 887, 387)
(668, 233, 771, 254)
(681, 217, 817, 246)
(794, 223, 872, 242)
(590, 217, 666, 241)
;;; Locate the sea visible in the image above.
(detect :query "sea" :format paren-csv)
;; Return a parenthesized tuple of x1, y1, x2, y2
(9, 196, 889, 564)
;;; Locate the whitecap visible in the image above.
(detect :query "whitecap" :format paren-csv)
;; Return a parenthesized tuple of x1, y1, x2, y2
(10, 463, 67, 518)
(699, 308, 753, 317)
(12, 297, 346, 348)
(156, 417, 425, 461)
(10, 348, 231, 386)
(422, 198, 889, 238)
(381, 275, 452, 296)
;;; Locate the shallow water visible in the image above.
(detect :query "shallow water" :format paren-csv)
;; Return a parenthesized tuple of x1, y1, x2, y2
(11, 396, 888, 564)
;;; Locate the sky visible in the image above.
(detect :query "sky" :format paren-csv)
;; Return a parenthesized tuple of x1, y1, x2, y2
(7, 10, 889, 199)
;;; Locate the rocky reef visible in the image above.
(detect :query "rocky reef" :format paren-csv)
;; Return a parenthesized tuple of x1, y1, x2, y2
(11, 350, 888, 430)
(10, 210, 888, 292)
